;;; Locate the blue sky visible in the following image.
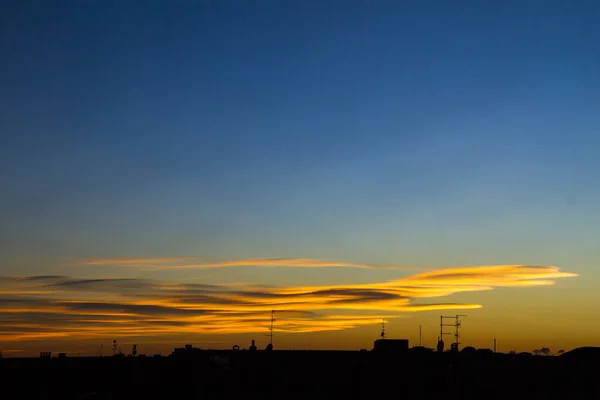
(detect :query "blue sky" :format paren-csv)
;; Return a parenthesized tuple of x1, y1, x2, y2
(1, 2, 599, 296)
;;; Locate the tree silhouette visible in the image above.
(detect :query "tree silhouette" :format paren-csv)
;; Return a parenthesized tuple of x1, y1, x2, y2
(532, 347, 551, 356)
(540, 347, 550, 356)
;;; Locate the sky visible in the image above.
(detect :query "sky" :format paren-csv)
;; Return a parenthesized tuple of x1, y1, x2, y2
(1, 0, 599, 357)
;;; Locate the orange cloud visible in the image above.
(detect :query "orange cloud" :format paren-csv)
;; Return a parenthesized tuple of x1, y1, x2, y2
(0, 265, 577, 344)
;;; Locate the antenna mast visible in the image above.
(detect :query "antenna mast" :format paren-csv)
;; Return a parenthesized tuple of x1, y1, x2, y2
(380, 319, 386, 338)
(440, 314, 467, 351)
(419, 324, 422, 346)
(268, 310, 275, 345)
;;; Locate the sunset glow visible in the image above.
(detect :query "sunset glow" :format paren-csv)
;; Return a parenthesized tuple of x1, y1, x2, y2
(0, 262, 577, 347)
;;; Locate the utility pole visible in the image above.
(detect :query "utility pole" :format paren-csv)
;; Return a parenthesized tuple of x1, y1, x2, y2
(419, 324, 422, 346)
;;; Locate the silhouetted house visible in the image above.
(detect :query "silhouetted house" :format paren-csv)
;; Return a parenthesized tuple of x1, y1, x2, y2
(58, 353, 67, 359)
(172, 347, 186, 355)
(373, 339, 409, 352)
(171, 344, 202, 357)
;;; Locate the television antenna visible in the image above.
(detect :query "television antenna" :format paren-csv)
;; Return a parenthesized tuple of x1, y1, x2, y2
(380, 319, 386, 338)
(440, 314, 467, 351)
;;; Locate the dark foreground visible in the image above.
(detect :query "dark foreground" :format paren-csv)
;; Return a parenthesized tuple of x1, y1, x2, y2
(1, 348, 598, 399)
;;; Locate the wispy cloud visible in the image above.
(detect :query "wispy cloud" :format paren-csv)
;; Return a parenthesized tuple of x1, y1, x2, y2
(0, 265, 577, 343)
(77, 257, 424, 271)
(83, 257, 199, 266)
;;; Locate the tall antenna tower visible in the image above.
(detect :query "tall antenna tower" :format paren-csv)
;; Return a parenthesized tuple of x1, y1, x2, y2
(419, 324, 422, 346)
(112, 340, 117, 356)
(268, 310, 276, 345)
(380, 319, 385, 338)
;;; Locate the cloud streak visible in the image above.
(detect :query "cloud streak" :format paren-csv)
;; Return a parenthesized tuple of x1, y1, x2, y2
(0, 265, 577, 344)
(77, 257, 424, 271)
(83, 257, 199, 266)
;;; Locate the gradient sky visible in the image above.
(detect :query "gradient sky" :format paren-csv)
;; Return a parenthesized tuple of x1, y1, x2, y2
(1, 1, 599, 356)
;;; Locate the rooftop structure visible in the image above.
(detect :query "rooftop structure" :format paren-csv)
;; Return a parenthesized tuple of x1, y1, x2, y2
(373, 339, 409, 352)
